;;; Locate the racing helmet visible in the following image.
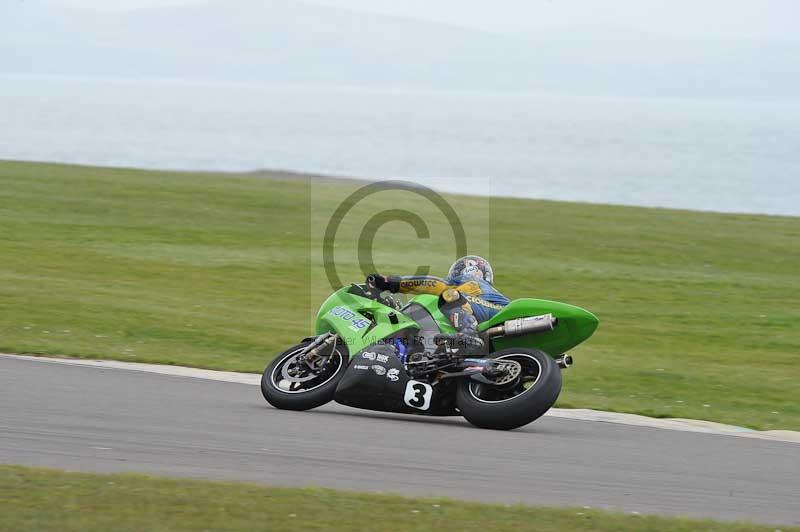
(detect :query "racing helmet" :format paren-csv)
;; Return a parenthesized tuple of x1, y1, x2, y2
(448, 255, 494, 285)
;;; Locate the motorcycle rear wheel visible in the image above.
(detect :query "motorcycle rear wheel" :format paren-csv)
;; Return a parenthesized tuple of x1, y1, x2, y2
(261, 341, 348, 411)
(456, 348, 562, 430)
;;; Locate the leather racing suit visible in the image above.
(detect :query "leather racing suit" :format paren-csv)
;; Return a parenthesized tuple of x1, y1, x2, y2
(377, 274, 510, 353)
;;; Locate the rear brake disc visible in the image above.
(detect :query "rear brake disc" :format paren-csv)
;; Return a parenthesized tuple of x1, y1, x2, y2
(490, 360, 522, 386)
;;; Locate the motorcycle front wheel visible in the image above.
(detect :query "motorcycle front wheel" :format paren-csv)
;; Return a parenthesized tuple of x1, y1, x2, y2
(456, 348, 562, 430)
(261, 340, 348, 411)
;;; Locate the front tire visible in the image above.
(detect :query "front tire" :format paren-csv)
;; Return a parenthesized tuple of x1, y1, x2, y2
(261, 341, 348, 411)
(456, 348, 562, 430)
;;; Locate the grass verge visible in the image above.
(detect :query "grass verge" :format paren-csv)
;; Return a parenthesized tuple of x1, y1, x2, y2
(0, 466, 788, 532)
(0, 161, 798, 429)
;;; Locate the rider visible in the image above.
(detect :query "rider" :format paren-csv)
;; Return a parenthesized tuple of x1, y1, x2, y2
(370, 255, 509, 356)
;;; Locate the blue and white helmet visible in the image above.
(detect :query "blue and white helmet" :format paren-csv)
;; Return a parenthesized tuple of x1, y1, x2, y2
(448, 255, 494, 285)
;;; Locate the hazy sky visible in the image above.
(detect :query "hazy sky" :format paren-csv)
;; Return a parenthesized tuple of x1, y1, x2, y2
(51, 0, 800, 43)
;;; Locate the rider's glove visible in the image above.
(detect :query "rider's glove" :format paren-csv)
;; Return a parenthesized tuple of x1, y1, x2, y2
(368, 274, 400, 292)
(369, 273, 389, 291)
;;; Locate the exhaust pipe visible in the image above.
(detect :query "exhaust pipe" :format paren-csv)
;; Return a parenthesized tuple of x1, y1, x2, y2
(486, 313, 557, 338)
(556, 354, 573, 369)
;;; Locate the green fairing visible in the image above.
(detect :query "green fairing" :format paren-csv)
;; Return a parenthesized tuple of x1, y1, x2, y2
(316, 286, 598, 358)
(315, 289, 418, 355)
(409, 294, 598, 355)
(478, 298, 599, 355)
(407, 294, 457, 334)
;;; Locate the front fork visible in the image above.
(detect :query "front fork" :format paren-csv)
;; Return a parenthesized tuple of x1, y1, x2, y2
(299, 332, 338, 371)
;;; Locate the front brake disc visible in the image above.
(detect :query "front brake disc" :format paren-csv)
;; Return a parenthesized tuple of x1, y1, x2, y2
(281, 355, 319, 383)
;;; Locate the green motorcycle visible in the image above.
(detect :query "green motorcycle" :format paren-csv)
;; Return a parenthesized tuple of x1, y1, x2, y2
(261, 277, 598, 430)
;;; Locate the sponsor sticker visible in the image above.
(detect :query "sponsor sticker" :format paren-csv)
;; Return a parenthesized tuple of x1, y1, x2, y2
(400, 279, 438, 288)
(362, 351, 390, 363)
(464, 294, 505, 311)
(386, 368, 400, 381)
(329, 306, 371, 331)
(353, 364, 369, 370)
(370, 365, 386, 376)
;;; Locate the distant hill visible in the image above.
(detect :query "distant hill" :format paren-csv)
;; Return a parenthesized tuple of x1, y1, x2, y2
(2, 0, 798, 101)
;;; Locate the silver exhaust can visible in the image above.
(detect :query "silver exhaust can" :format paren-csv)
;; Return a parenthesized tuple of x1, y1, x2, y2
(500, 313, 557, 337)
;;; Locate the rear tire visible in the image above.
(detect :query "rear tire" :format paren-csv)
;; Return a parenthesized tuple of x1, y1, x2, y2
(261, 341, 348, 411)
(456, 348, 561, 430)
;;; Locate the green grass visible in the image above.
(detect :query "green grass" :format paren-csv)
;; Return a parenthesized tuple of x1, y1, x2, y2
(1, 160, 799, 430)
(0, 466, 788, 532)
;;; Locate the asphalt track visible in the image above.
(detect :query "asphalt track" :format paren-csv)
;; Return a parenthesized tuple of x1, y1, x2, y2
(2, 356, 798, 526)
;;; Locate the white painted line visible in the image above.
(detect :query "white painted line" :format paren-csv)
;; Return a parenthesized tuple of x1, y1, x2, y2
(3, 353, 798, 444)
(544, 407, 800, 444)
(0, 353, 260, 385)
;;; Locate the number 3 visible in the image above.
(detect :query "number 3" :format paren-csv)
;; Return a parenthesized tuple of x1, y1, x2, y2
(404, 380, 433, 410)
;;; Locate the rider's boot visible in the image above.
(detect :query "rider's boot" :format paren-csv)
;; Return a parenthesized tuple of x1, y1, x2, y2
(438, 289, 485, 358)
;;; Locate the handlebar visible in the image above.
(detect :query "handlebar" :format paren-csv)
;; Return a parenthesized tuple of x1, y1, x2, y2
(355, 277, 402, 310)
